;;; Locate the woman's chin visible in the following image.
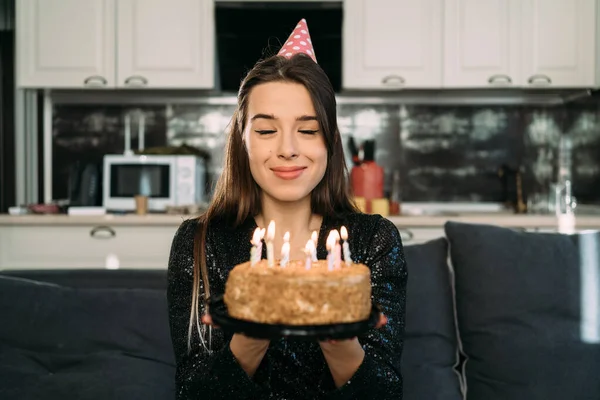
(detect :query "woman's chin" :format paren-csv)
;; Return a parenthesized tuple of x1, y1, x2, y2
(265, 189, 312, 204)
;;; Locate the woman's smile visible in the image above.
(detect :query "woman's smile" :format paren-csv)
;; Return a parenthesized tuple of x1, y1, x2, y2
(270, 166, 307, 180)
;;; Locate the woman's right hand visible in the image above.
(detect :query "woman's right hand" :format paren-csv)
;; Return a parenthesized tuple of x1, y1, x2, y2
(202, 313, 270, 377)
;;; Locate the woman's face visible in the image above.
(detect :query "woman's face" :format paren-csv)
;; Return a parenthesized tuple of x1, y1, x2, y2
(243, 81, 328, 204)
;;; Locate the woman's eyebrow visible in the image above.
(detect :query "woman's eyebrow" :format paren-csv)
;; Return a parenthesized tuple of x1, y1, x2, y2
(250, 113, 275, 121)
(296, 115, 318, 121)
(250, 114, 318, 122)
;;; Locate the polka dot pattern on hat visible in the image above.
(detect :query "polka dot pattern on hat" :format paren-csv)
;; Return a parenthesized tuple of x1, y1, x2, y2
(278, 18, 317, 63)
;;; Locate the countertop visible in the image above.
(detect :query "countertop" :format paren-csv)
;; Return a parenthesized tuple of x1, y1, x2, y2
(1, 212, 600, 229)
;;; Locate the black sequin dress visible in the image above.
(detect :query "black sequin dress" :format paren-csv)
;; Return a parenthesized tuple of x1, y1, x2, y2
(167, 212, 407, 400)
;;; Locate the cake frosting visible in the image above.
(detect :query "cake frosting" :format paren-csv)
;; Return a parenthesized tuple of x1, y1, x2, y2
(224, 259, 372, 325)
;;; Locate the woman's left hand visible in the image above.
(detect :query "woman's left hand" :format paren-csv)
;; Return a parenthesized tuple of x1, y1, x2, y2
(318, 313, 388, 387)
(320, 312, 388, 347)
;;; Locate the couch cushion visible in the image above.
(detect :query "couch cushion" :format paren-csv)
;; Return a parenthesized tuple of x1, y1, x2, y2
(0, 275, 175, 400)
(445, 221, 600, 400)
(0, 269, 168, 290)
(402, 238, 464, 400)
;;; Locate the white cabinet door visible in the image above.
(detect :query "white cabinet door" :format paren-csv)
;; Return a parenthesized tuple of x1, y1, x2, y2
(0, 224, 178, 270)
(109, 226, 178, 269)
(343, 0, 443, 89)
(116, 0, 215, 89)
(396, 227, 446, 245)
(521, 0, 597, 88)
(444, 0, 521, 88)
(0, 226, 113, 269)
(16, 0, 115, 88)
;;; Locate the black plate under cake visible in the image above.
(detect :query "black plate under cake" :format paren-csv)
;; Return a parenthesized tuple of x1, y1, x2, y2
(208, 294, 381, 341)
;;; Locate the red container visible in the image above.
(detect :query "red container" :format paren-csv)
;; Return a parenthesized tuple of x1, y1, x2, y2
(351, 161, 384, 200)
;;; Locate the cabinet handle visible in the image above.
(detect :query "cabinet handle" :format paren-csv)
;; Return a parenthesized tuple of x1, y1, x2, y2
(90, 225, 116, 239)
(488, 74, 512, 85)
(124, 75, 149, 86)
(514, 227, 543, 233)
(527, 74, 552, 86)
(83, 75, 107, 87)
(398, 228, 414, 243)
(382, 75, 406, 86)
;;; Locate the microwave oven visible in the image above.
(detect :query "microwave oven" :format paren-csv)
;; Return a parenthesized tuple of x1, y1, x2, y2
(102, 154, 206, 212)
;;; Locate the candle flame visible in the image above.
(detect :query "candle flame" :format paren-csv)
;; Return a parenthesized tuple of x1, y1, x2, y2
(340, 226, 348, 240)
(332, 229, 340, 242)
(326, 231, 337, 250)
(305, 239, 315, 253)
(311, 231, 318, 243)
(267, 220, 275, 241)
(280, 241, 290, 268)
(283, 231, 290, 242)
(251, 228, 262, 245)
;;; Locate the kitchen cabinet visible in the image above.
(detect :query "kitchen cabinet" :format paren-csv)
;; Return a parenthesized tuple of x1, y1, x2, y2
(344, 0, 599, 90)
(444, 0, 598, 88)
(396, 227, 445, 245)
(16, 0, 215, 89)
(343, 0, 443, 89)
(0, 224, 178, 269)
(2, 213, 600, 270)
(0, 222, 445, 269)
(443, 0, 521, 88)
(0, 223, 575, 270)
(116, 0, 214, 89)
(521, 0, 598, 88)
(16, 0, 116, 88)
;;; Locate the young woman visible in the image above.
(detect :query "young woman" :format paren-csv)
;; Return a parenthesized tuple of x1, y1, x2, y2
(167, 20, 407, 400)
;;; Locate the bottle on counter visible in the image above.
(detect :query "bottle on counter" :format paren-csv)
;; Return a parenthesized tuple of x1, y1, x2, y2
(556, 135, 576, 234)
(350, 140, 384, 212)
(556, 135, 575, 215)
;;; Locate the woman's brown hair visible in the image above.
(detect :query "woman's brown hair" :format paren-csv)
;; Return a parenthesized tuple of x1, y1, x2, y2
(188, 53, 359, 350)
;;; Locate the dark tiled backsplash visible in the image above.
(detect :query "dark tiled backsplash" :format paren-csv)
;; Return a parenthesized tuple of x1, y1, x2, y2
(52, 99, 600, 204)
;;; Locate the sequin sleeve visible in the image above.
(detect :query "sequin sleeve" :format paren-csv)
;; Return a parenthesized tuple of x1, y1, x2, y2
(167, 219, 271, 400)
(323, 216, 407, 400)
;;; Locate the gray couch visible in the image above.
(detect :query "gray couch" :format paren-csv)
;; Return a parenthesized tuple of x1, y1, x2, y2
(1, 221, 599, 400)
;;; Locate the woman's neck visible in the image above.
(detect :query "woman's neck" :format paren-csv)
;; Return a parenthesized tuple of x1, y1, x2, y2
(255, 194, 322, 258)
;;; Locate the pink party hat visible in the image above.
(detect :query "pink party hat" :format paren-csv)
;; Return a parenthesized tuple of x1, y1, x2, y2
(278, 19, 317, 63)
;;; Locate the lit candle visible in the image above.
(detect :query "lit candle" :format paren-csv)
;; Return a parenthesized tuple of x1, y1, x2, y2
(266, 220, 275, 267)
(304, 239, 315, 270)
(326, 231, 336, 271)
(280, 231, 290, 267)
(250, 227, 262, 266)
(334, 235, 342, 270)
(340, 226, 352, 265)
(329, 230, 341, 269)
(310, 230, 318, 261)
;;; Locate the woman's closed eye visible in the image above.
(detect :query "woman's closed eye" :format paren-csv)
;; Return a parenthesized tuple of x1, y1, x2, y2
(255, 129, 276, 135)
(254, 129, 319, 135)
(299, 129, 319, 135)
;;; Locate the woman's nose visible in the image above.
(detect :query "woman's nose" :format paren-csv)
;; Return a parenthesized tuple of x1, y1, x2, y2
(277, 131, 299, 159)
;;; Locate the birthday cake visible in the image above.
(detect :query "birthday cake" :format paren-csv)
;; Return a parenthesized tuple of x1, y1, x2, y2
(223, 225, 372, 326)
